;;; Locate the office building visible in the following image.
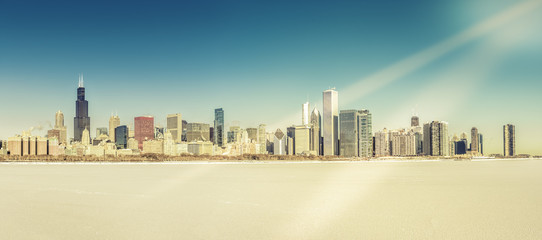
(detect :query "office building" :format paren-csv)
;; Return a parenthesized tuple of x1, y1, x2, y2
(423, 121, 449, 156)
(273, 129, 286, 155)
(214, 108, 225, 147)
(302, 102, 310, 126)
(258, 124, 267, 153)
(74, 74, 90, 142)
(247, 128, 258, 142)
(115, 125, 128, 149)
(294, 125, 311, 155)
(374, 129, 389, 157)
(504, 124, 516, 157)
(339, 109, 373, 158)
(134, 116, 155, 150)
(54, 110, 67, 144)
(96, 127, 108, 138)
(310, 108, 321, 155)
(411, 115, 420, 127)
(471, 127, 479, 153)
(323, 88, 338, 155)
(109, 115, 120, 142)
(167, 113, 182, 142)
(186, 123, 210, 142)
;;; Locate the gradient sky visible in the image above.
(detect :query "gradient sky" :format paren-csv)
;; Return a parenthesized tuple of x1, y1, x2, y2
(1, 0, 541, 155)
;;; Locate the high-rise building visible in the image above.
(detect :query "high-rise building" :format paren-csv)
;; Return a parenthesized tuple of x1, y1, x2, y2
(115, 125, 128, 149)
(81, 128, 90, 146)
(479, 133, 484, 155)
(471, 127, 479, 153)
(134, 116, 154, 150)
(74, 74, 90, 142)
(339, 109, 373, 157)
(411, 115, 419, 127)
(294, 125, 311, 155)
(503, 124, 516, 157)
(310, 108, 321, 155)
(389, 130, 416, 156)
(273, 129, 286, 155)
(302, 102, 310, 126)
(246, 128, 258, 142)
(323, 89, 338, 156)
(258, 124, 267, 154)
(214, 108, 225, 147)
(339, 110, 359, 157)
(53, 110, 67, 144)
(55, 110, 64, 129)
(167, 113, 182, 142)
(374, 128, 389, 157)
(109, 115, 120, 142)
(423, 121, 449, 156)
(358, 110, 373, 158)
(96, 128, 108, 138)
(186, 123, 211, 142)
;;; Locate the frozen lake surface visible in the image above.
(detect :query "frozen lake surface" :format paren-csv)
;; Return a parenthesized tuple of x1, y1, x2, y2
(1, 160, 541, 239)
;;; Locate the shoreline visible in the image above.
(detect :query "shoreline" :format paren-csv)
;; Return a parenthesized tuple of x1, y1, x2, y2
(1, 157, 539, 165)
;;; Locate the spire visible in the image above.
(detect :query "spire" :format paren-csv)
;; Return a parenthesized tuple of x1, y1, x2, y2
(78, 73, 84, 88)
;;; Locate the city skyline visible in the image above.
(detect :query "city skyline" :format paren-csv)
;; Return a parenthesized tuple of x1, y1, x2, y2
(1, 0, 542, 155)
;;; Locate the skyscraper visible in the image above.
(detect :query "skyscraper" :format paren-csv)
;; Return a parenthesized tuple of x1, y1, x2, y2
(339, 110, 358, 157)
(323, 88, 338, 156)
(358, 109, 373, 158)
(55, 110, 64, 129)
(74, 74, 90, 142)
(214, 108, 225, 147)
(96, 128, 108, 137)
(134, 116, 154, 150)
(374, 128, 389, 157)
(471, 127, 479, 154)
(109, 114, 120, 142)
(310, 108, 321, 155)
(302, 102, 310, 126)
(411, 115, 419, 127)
(423, 121, 449, 156)
(54, 110, 67, 144)
(339, 109, 373, 157)
(186, 123, 211, 142)
(273, 129, 286, 155)
(504, 124, 516, 157)
(258, 124, 267, 153)
(167, 113, 182, 142)
(115, 125, 128, 149)
(294, 125, 311, 155)
(246, 128, 258, 142)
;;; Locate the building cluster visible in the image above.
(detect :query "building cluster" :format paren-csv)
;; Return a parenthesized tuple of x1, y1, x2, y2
(0, 77, 518, 158)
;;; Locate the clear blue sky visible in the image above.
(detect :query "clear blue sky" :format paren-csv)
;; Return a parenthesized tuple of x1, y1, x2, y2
(1, 0, 541, 154)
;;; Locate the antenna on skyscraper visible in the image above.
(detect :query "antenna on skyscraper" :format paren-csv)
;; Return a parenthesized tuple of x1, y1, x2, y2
(78, 73, 84, 88)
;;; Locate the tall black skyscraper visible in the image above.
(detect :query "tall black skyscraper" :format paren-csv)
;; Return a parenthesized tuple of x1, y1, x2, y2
(74, 74, 90, 142)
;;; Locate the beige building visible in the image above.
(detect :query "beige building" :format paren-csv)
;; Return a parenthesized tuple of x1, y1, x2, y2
(188, 141, 213, 155)
(143, 139, 164, 154)
(54, 110, 67, 144)
(82, 128, 91, 146)
(109, 115, 120, 142)
(258, 124, 267, 154)
(295, 125, 311, 155)
(186, 123, 211, 142)
(246, 128, 258, 142)
(167, 113, 183, 142)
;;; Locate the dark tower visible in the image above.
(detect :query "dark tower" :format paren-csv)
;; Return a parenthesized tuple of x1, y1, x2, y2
(74, 74, 90, 142)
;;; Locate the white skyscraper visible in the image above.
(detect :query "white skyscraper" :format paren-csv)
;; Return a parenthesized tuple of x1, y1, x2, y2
(323, 88, 338, 156)
(302, 102, 310, 126)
